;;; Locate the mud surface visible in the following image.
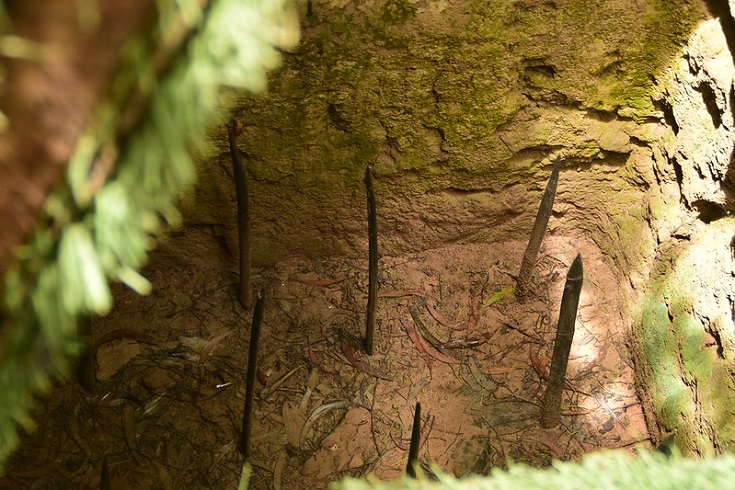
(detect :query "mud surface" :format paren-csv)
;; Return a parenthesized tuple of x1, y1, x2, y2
(2, 231, 650, 488)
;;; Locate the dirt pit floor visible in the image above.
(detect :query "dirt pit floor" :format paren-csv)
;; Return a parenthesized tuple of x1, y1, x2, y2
(2, 231, 652, 489)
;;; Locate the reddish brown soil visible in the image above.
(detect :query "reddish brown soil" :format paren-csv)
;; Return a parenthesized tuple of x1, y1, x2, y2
(1, 230, 650, 489)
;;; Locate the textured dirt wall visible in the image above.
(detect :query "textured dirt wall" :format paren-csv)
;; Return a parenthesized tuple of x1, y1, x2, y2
(184, 0, 706, 269)
(631, 17, 735, 455)
(170, 0, 735, 457)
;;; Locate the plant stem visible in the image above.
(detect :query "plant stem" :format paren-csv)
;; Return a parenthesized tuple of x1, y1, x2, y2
(228, 120, 252, 310)
(240, 294, 265, 458)
(406, 402, 421, 478)
(365, 166, 378, 356)
(540, 253, 583, 428)
(516, 155, 561, 301)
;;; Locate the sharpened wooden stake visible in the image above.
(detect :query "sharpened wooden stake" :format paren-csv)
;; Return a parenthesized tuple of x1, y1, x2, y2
(240, 295, 265, 458)
(516, 155, 561, 301)
(540, 254, 583, 428)
(406, 402, 421, 478)
(75, 317, 96, 392)
(100, 456, 110, 490)
(365, 166, 378, 356)
(228, 120, 252, 310)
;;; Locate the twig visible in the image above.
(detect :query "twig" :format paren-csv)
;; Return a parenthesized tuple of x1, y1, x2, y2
(377, 289, 424, 298)
(258, 364, 307, 400)
(295, 276, 346, 287)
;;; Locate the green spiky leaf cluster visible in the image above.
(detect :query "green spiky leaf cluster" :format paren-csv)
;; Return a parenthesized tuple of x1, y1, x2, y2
(334, 450, 735, 490)
(0, 0, 298, 468)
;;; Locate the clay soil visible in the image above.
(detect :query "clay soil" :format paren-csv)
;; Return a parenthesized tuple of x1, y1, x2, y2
(1, 229, 651, 489)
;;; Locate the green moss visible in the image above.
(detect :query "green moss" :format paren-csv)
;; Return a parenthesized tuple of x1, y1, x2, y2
(684, 348, 714, 382)
(658, 382, 689, 428)
(706, 366, 735, 451)
(639, 298, 670, 367)
(212, 0, 709, 310)
(345, 132, 380, 169)
(380, 0, 417, 25)
(633, 227, 732, 452)
(674, 313, 712, 381)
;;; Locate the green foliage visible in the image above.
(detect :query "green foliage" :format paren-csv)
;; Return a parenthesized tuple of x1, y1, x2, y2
(0, 0, 298, 468)
(333, 450, 735, 490)
(238, 462, 253, 490)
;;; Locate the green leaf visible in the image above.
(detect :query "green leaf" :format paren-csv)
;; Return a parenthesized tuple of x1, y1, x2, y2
(483, 286, 514, 308)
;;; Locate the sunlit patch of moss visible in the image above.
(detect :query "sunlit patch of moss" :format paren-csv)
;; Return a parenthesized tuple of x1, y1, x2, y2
(639, 298, 670, 367)
(656, 375, 690, 428)
(676, 313, 712, 381)
(706, 366, 735, 452)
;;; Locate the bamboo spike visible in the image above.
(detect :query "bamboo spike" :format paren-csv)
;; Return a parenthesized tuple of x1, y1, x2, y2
(365, 166, 378, 356)
(240, 295, 266, 458)
(228, 120, 252, 310)
(100, 456, 110, 490)
(75, 317, 96, 392)
(406, 402, 422, 478)
(540, 254, 583, 428)
(516, 155, 562, 301)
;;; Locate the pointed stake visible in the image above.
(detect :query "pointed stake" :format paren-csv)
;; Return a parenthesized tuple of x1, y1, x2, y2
(540, 254, 583, 428)
(228, 120, 252, 310)
(240, 295, 265, 458)
(365, 166, 378, 356)
(100, 456, 110, 490)
(76, 317, 96, 392)
(406, 402, 422, 478)
(516, 156, 561, 301)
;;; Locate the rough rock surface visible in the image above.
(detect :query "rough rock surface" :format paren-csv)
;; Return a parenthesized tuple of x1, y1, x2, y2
(6, 0, 735, 483)
(664, 17, 735, 215)
(164, 0, 735, 458)
(186, 0, 706, 268)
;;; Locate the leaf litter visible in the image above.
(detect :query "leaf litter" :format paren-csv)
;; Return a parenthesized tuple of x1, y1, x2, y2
(2, 235, 651, 489)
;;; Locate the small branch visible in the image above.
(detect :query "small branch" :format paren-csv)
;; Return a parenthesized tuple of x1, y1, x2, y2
(540, 254, 583, 429)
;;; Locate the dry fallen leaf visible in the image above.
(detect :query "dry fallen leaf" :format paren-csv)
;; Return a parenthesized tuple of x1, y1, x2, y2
(282, 401, 306, 448)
